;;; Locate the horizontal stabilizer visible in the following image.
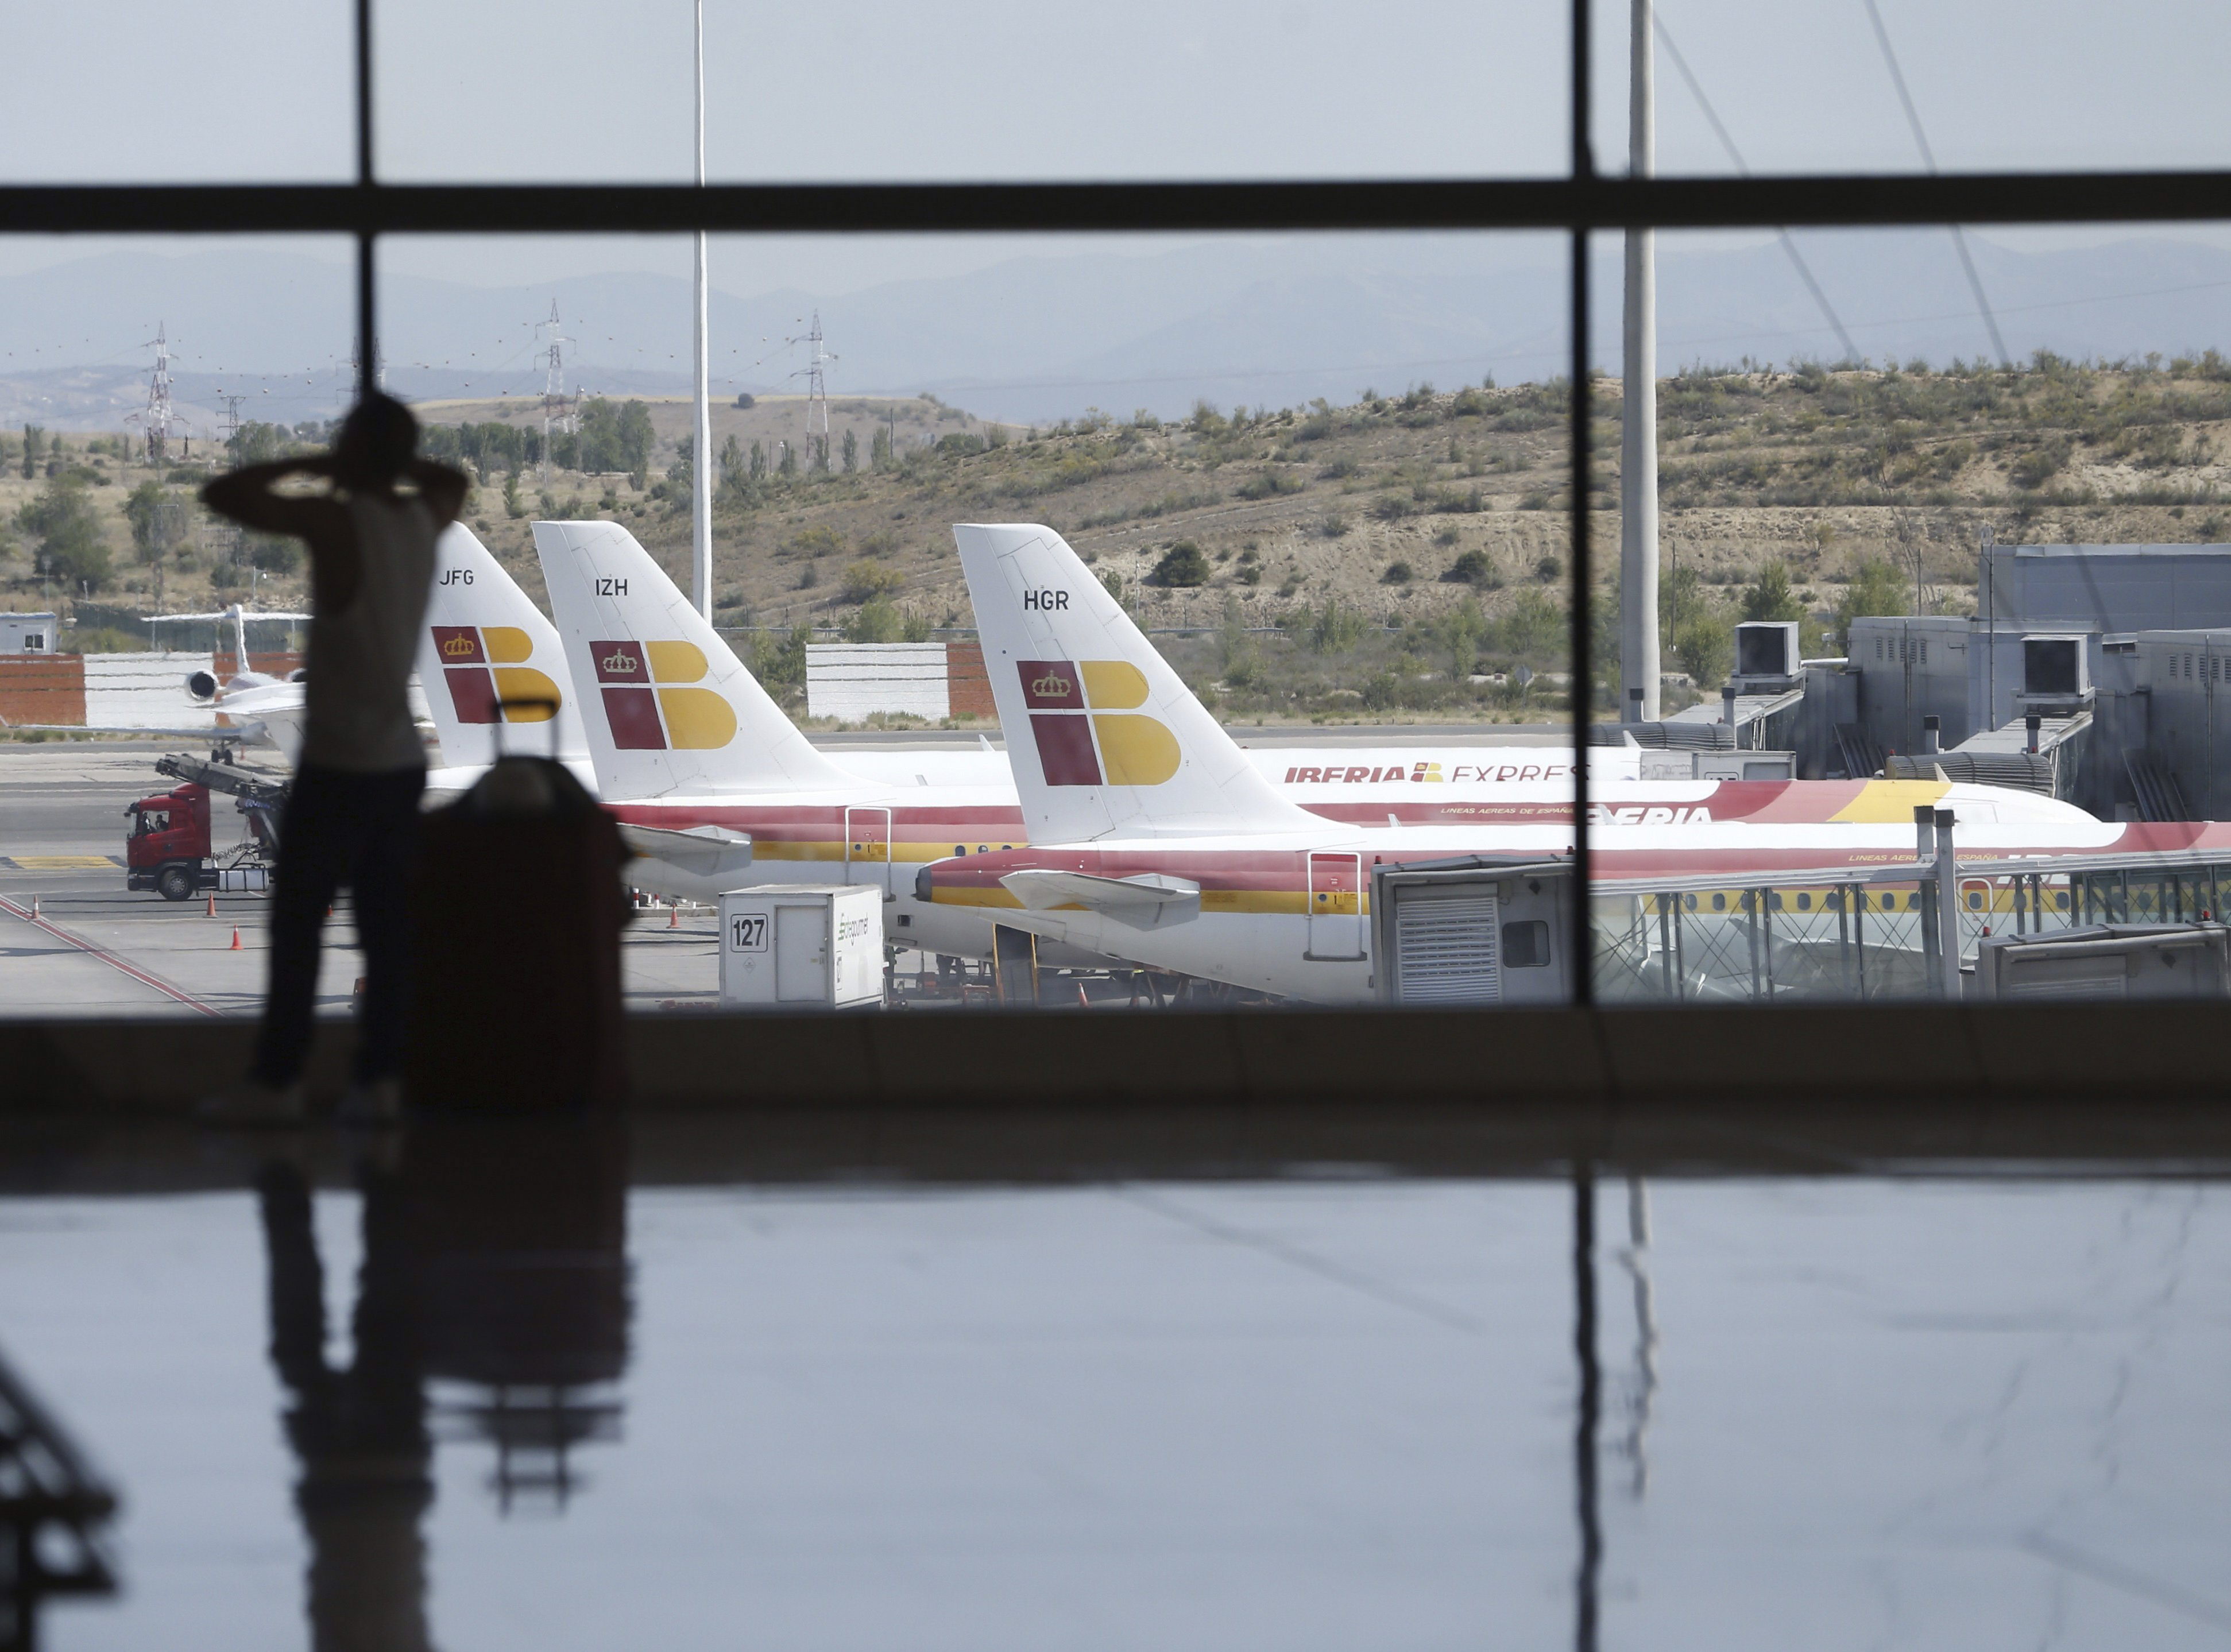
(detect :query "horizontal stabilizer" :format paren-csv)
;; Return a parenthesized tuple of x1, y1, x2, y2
(999, 868, 1200, 930)
(616, 821, 755, 880)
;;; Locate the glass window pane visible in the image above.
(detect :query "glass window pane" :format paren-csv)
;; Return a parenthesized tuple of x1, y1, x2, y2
(1586, 219, 2231, 1006)
(376, 1, 1569, 182)
(1, 2, 351, 181)
(1595, 0, 2231, 177)
(378, 230, 1571, 1011)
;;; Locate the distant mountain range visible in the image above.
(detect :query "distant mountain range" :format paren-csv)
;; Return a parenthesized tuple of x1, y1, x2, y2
(5, 233, 2229, 432)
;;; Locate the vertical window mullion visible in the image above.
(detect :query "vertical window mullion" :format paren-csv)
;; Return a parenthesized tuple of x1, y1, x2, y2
(1568, 0, 1594, 1009)
(356, 0, 376, 401)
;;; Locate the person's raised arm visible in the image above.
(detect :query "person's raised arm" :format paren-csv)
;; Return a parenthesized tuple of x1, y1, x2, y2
(407, 458, 470, 530)
(201, 456, 344, 539)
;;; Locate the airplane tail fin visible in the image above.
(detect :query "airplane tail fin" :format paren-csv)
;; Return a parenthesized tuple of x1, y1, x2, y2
(954, 522, 1320, 842)
(416, 524, 588, 768)
(532, 519, 851, 797)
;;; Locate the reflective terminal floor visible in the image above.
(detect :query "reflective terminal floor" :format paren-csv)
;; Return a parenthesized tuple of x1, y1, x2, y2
(0, 1117, 2224, 1650)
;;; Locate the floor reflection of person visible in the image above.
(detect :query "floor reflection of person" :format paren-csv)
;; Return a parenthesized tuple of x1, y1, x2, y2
(257, 1155, 433, 1652)
(252, 1117, 630, 1648)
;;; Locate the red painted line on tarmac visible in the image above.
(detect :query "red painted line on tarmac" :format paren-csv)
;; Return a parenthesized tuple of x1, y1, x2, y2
(0, 894, 227, 1019)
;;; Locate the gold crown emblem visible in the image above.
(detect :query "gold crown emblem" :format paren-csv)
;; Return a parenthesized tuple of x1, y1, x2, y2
(1031, 672, 1073, 699)
(601, 648, 641, 675)
(442, 635, 477, 657)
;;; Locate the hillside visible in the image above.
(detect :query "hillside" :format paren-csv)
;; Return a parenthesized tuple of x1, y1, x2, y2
(9, 355, 2230, 722)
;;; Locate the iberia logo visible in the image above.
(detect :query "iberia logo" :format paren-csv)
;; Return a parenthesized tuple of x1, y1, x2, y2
(429, 625, 560, 725)
(590, 638, 737, 752)
(1016, 659, 1181, 787)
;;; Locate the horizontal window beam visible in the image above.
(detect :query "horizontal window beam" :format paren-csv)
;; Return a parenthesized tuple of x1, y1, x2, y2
(3, 172, 2228, 237)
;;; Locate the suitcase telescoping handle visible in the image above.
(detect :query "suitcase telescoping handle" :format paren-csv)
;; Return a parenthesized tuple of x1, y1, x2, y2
(494, 697, 563, 763)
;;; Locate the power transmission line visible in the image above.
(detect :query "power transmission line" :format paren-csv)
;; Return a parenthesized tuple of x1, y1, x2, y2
(1861, 0, 2012, 367)
(1652, 13, 1860, 361)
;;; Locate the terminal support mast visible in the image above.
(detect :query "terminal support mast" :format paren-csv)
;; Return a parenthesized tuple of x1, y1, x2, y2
(1619, 0, 1661, 722)
(689, 0, 714, 620)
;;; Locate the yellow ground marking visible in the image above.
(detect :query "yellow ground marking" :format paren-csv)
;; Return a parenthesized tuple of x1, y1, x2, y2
(9, 855, 119, 870)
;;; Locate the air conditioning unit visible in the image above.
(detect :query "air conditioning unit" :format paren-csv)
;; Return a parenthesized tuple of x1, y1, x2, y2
(1732, 621, 1801, 689)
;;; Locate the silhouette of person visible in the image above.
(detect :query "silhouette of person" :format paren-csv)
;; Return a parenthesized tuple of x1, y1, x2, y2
(200, 397, 466, 1124)
(252, 1120, 629, 1647)
(257, 1155, 435, 1652)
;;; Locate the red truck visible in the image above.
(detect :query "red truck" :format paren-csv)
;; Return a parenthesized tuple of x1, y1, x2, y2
(126, 755, 283, 900)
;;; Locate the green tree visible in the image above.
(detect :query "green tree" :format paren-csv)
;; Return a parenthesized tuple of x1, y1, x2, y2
(778, 441, 796, 478)
(1833, 556, 1909, 639)
(1147, 541, 1211, 587)
(1660, 566, 1732, 689)
(841, 428, 859, 473)
(17, 474, 112, 591)
(1219, 598, 1262, 687)
(504, 471, 525, 519)
(1741, 558, 1804, 623)
(1434, 595, 1488, 679)
(749, 439, 767, 481)
(870, 425, 891, 470)
(845, 597, 906, 643)
(20, 424, 42, 480)
(574, 398, 656, 474)
(123, 479, 176, 562)
(1308, 596, 1367, 654)
(1498, 586, 1564, 661)
(226, 420, 290, 467)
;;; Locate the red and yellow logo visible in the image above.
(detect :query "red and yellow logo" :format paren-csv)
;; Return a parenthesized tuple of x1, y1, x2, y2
(430, 625, 559, 725)
(591, 639, 736, 751)
(1017, 659, 1181, 787)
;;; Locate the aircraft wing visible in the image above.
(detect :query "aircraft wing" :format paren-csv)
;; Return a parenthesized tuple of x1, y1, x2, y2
(2, 722, 237, 740)
(616, 822, 755, 880)
(999, 869, 1201, 930)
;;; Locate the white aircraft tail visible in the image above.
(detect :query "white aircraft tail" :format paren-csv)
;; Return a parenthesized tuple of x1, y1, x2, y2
(954, 522, 1320, 842)
(416, 524, 589, 767)
(532, 519, 851, 797)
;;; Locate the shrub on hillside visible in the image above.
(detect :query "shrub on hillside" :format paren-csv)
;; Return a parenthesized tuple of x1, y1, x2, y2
(1444, 548, 1501, 588)
(841, 559, 904, 603)
(1147, 541, 1211, 587)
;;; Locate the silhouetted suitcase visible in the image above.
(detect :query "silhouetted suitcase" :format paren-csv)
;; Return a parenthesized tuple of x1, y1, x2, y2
(407, 708, 628, 1111)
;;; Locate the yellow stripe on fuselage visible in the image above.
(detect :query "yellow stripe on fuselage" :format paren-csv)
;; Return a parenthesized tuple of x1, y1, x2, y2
(1830, 779, 1951, 823)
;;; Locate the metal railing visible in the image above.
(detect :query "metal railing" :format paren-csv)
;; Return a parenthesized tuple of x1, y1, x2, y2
(1592, 854, 2231, 1004)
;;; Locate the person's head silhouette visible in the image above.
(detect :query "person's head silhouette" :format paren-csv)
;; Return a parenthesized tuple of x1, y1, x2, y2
(332, 392, 420, 490)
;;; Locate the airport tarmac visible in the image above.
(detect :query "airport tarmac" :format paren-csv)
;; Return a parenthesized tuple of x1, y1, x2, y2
(1, 721, 1569, 1022)
(0, 741, 722, 1022)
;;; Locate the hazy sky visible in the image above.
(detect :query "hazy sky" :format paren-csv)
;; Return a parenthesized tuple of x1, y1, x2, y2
(5, 0, 2230, 296)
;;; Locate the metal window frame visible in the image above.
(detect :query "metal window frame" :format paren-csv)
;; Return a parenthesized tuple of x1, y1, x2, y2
(7, 0, 2226, 1005)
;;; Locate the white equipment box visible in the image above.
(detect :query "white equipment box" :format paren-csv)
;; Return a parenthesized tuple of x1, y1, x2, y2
(718, 884, 883, 1009)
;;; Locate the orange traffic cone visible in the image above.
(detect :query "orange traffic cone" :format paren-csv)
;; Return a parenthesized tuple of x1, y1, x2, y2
(29, 896, 40, 919)
(230, 927, 241, 951)
(206, 892, 216, 916)
(1076, 981, 1090, 1009)
(670, 903, 680, 928)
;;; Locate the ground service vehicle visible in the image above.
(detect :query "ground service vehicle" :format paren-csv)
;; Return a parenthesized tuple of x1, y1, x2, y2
(125, 755, 283, 900)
